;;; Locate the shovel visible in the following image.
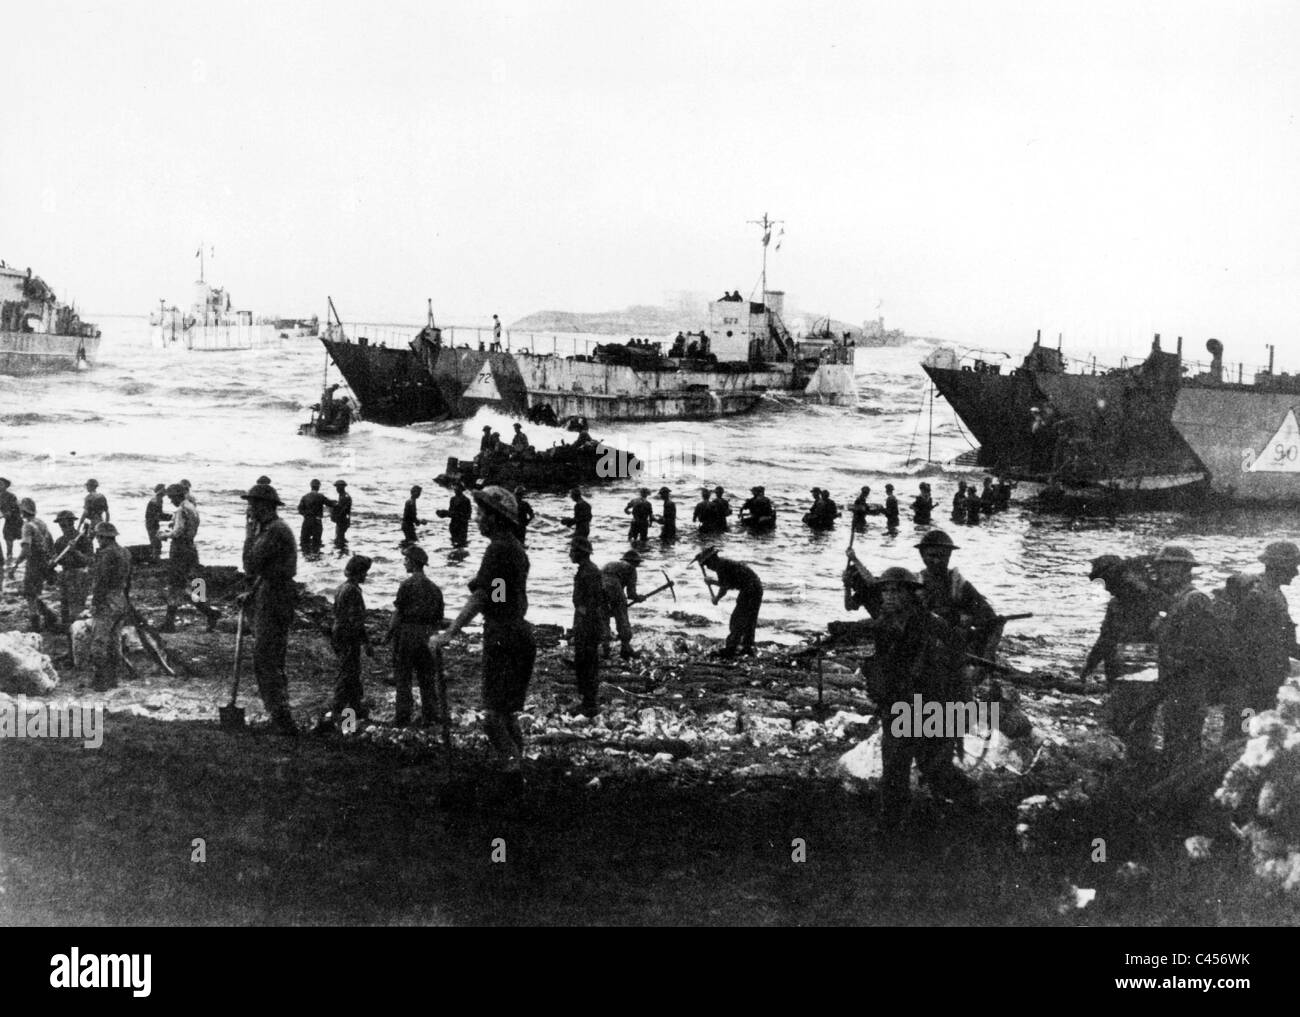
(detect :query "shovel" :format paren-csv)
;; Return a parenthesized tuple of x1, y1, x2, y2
(220, 603, 248, 731)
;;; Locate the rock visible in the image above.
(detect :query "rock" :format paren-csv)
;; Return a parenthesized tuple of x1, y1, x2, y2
(585, 777, 601, 789)
(0, 632, 59, 695)
(1184, 835, 1213, 861)
(836, 734, 884, 788)
(650, 752, 674, 765)
(667, 611, 711, 628)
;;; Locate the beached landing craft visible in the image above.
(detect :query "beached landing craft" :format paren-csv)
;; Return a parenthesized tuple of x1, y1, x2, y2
(0, 263, 100, 375)
(922, 332, 1208, 504)
(322, 216, 858, 426)
(1171, 340, 1300, 503)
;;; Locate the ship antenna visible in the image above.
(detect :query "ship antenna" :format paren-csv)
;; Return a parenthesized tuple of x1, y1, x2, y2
(747, 212, 784, 304)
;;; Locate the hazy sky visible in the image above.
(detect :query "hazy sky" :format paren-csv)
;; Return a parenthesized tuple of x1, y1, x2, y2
(4, 1, 1299, 362)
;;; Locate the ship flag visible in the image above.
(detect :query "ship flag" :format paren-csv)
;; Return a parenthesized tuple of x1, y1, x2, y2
(1247, 409, 1300, 473)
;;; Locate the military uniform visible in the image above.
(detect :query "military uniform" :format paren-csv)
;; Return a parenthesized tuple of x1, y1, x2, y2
(445, 490, 471, 545)
(1153, 581, 1219, 767)
(89, 539, 132, 690)
(471, 532, 535, 715)
(861, 601, 975, 827)
(391, 571, 444, 725)
(658, 497, 677, 540)
(243, 515, 299, 720)
(297, 489, 334, 550)
(401, 497, 420, 544)
(1083, 563, 1167, 686)
(572, 557, 605, 712)
(563, 497, 592, 539)
(625, 494, 653, 543)
(0, 488, 21, 561)
(331, 575, 369, 717)
(53, 522, 94, 629)
(1228, 573, 1299, 715)
(144, 494, 171, 561)
(331, 488, 353, 544)
(707, 554, 763, 655)
(19, 514, 53, 628)
(600, 560, 639, 656)
(883, 492, 900, 529)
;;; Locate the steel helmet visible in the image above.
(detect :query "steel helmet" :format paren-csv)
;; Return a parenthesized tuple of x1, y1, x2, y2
(1154, 544, 1198, 566)
(470, 485, 519, 527)
(873, 566, 922, 588)
(94, 522, 119, 538)
(915, 529, 958, 551)
(1260, 541, 1300, 568)
(241, 483, 284, 506)
(1088, 554, 1124, 581)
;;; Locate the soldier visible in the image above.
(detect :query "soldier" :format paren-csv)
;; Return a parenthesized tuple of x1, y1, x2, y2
(1225, 541, 1300, 718)
(14, 498, 54, 631)
(161, 483, 221, 632)
(979, 478, 998, 514)
(331, 480, 353, 546)
(914, 530, 998, 657)
(601, 549, 644, 659)
(479, 425, 494, 454)
(51, 510, 94, 630)
(912, 482, 934, 525)
(0, 477, 21, 566)
(803, 487, 827, 529)
(436, 482, 473, 546)
(561, 487, 592, 539)
(860, 567, 977, 831)
(568, 536, 604, 716)
(88, 522, 132, 691)
(513, 487, 535, 543)
(241, 482, 300, 736)
(692, 486, 716, 532)
(739, 485, 776, 529)
(624, 487, 653, 543)
(883, 484, 900, 531)
(699, 547, 763, 658)
(964, 483, 983, 525)
(711, 486, 732, 529)
(386, 544, 444, 727)
(656, 486, 677, 541)
(430, 486, 535, 783)
(401, 485, 425, 545)
(951, 481, 968, 521)
(322, 554, 373, 729)
(78, 478, 110, 536)
(1148, 545, 1221, 770)
(297, 479, 335, 552)
(510, 422, 530, 452)
(851, 486, 873, 530)
(145, 484, 171, 562)
(1081, 554, 1166, 687)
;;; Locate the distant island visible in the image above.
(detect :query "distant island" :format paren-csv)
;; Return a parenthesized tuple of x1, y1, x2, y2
(510, 303, 919, 346)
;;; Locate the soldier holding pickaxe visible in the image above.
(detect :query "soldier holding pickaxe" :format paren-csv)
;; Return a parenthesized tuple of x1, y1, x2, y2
(696, 547, 763, 658)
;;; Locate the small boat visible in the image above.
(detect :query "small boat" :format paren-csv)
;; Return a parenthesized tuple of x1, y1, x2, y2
(297, 406, 352, 436)
(434, 437, 643, 492)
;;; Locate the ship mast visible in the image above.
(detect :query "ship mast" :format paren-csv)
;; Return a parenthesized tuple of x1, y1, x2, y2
(747, 212, 783, 303)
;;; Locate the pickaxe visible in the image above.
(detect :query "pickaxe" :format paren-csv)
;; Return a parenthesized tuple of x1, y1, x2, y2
(638, 569, 677, 603)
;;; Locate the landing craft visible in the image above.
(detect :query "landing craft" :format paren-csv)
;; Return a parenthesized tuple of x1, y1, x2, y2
(921, 331, 1209, 505)
(0, 262, 100, 375)
(1172, 339, 1300, 503)
(321, 217, 859, 425)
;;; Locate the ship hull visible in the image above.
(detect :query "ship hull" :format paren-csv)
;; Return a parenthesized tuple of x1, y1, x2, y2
(413, 337, 854, 422)
(0, 331, 101, 375)
(923, 344, 1202, 487)
(1173, 386, 1300, 502)
(152, 322, 295, 352)
(321, 337, 446, 426)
